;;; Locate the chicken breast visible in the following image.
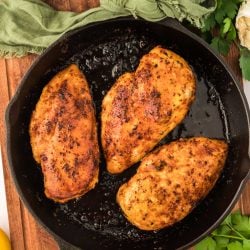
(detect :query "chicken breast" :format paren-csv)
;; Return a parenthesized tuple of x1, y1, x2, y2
(117, 137, 228, 230)
(102, 46, 196, 174)
(29, 64, 99, 203)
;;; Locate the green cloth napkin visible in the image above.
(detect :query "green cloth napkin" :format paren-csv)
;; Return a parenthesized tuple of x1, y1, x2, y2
(0, 0, 216, 57)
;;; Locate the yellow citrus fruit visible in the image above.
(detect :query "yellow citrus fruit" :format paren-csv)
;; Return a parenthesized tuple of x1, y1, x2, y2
(0, 228, 11, 250)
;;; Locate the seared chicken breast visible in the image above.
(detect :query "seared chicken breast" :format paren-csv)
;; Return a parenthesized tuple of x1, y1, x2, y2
(102, 46, 196, 174)
(29, 64, 99, 203)
(117, 137, 228, 230)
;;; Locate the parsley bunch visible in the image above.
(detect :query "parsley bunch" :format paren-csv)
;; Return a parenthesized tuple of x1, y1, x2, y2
(201, 0, 250, 80)
(195, 211, 250, 250)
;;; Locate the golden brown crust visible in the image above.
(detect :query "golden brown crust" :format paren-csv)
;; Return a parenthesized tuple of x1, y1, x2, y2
(117, 137, 228, 230)
(29, 64, 99, 203)
(101, 46, 196, 174)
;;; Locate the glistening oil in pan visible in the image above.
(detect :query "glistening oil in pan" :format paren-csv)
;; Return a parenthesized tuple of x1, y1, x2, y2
(159, 74, 231, 145)
(48, 27, 231, 246)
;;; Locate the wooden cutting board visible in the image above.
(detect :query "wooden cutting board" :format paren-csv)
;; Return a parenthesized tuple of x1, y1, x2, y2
(0, 1, 249, 249)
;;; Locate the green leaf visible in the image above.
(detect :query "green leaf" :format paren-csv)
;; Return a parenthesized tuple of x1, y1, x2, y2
(243, 239, 250, 250)
(210, 37, 220, 51)
(195, 237, 216, 250)
(227, 241, 243, 250)
(239, 48, 250, 80)
(215, 8, 226, 24)
(219, 19, 236, 41)
(210, 37, 230, 55)
(203, 13, 216, 32)
(212, 225, 231, 248)
(214, 236, 229, 248)
(195, 212, 250, 250)
(232, 0, 240, 2)
(215, 246, 227, 250)
(226, 24, 236, 41)
(217, 0, 223, 9)
(224, 0, 238, 19)
(222, 18, 231, 34)
(232, 0, 240, 3)
(222, 215, 232, 226)
(214, 225, 231, 235)
(231, 211, 250, 237)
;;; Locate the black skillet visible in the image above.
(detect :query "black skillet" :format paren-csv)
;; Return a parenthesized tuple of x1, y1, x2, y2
(5, 17, 250, 250)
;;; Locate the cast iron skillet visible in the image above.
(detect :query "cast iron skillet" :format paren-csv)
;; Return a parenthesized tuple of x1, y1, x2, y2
(5, 17, 250, 250)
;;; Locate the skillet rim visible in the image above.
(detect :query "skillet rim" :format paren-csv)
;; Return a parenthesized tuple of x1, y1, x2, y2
(5, 17, 250, 249)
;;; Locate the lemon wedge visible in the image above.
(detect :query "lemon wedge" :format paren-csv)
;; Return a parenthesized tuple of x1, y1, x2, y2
(0, 228, 11, 250)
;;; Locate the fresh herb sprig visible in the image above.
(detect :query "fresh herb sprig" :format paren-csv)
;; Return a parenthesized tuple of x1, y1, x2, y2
(239, 47, 250, 80)
(201, 0, 250, 80)
(202, 0, 241, 55)
(195, 211, 250, 250)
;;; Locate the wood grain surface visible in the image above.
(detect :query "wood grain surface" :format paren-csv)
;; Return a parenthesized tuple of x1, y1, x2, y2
(0, 1, 249, 249)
